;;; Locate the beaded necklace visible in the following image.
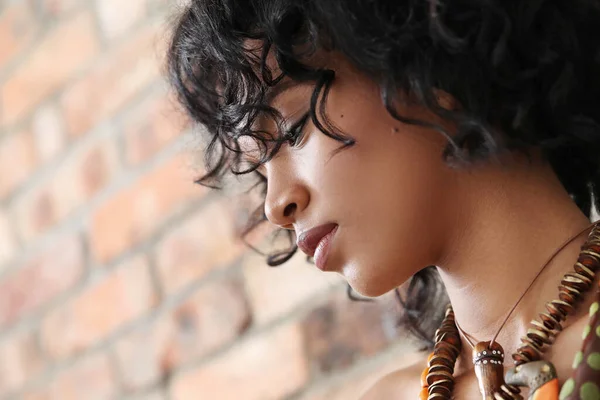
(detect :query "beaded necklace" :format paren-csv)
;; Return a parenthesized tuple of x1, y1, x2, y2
(420, 220, 600, 400)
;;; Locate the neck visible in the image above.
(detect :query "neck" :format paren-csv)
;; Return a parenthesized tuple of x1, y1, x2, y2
(435, 152, 595, 373)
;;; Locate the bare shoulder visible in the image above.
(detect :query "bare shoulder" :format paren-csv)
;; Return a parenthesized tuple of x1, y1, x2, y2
(359, 354, 427, 400)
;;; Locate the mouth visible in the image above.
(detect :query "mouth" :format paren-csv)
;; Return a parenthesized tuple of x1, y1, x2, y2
(297, 223, 338, 270)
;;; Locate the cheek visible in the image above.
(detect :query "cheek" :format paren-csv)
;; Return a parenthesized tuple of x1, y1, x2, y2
(317, 122, 453, 295)
(330, 105, 450, 225)
(299, 72, 455, 294)
(353, 154, 446, 281)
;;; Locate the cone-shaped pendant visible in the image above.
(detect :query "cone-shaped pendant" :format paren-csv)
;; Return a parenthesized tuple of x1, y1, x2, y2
(473, 341, 506, 399)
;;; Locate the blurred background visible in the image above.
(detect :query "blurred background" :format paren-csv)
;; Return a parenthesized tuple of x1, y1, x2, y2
(0, 0, 422, 399)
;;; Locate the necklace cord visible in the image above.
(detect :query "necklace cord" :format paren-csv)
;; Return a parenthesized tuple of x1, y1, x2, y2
(455, 220, 600, 350)
(455, 319, 476, 349)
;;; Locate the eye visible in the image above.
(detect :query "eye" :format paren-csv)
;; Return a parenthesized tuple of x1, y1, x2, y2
(255, 169, 267, 182)
(284, 113, 309, 147)
(255, 170, 268, 194)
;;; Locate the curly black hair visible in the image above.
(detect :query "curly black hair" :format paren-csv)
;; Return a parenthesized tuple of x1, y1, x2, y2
(167, 0, 600, 348)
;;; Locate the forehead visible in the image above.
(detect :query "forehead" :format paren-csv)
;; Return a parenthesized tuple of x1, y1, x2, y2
(251, 77, 313, 127)
(264, 78, 300, 105)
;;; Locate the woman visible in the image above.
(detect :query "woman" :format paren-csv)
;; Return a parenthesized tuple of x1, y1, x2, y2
(167, 0, 600, 398)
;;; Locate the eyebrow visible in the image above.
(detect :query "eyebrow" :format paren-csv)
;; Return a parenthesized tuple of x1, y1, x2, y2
(251, 79, 302, 135)
(264, 79, 300, 105)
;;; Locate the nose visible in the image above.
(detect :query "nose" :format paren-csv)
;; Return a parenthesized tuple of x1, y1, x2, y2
(264, 178, 310, 229)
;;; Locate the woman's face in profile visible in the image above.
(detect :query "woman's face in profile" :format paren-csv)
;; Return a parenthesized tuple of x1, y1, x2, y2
(253, 57, 464, 297)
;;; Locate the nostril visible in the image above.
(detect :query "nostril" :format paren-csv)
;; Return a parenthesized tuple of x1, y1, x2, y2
(283, 203, 297, 217)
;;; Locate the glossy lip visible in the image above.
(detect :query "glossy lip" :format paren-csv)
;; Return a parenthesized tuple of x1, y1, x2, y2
(297, 223, 338, 270)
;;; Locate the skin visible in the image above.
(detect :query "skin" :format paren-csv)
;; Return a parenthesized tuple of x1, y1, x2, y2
(245, 54, 597, 398)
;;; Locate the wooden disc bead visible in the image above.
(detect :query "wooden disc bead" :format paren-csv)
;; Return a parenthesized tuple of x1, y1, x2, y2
(561, 273, 593, 292)
(580, 250, 600, 264)
(559, 284, 583, 304)
(512, 224, 600, 367)
(574, 261, 595, 280)
(539, 311, 562, 332)
(529, 325, 554, 342)
(422, 305, 461, 400)
(514, 341, 542, 364)
(582, 243, 600, 255)
(428, 383, 452, 398)
(550, 299, 575, 315)
(545, 302, 567, 321)
(493, 384, 523, 400)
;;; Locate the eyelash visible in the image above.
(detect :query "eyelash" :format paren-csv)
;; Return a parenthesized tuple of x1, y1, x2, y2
(284, 113, 310, 147)
(248, 112, 310, 185)
(255, 170, 268, 189)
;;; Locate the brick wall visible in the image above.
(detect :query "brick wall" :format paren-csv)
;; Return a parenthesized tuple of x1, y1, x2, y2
(0, 1, 421, 399)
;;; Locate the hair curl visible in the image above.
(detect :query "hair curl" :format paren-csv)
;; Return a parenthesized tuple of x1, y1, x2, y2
(167, 0, 600, 348)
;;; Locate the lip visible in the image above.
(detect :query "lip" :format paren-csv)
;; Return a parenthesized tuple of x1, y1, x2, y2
(297, 223, 338, 270)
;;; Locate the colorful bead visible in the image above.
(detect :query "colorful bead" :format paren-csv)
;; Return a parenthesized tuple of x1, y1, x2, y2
(418, 223, 600, 400)
(579, 381, 600, 399)
(505, 360, 557, 398)
(558, 283, 600, 400)
(560, 379, 575, 400)
(531, 378, 559, 400)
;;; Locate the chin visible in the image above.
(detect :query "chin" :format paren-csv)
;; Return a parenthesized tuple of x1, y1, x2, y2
(342, 265, 394, 298)
(349, 281, 392, 298)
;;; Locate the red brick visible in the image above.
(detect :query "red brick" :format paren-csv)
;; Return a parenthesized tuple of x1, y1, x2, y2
(0, 234, 84, 328)
(51, 354, 116, 400)
(243, 251, 341, 325)
(0, 2, 37, 70)
(26, 353, 116, 400)
(298, 346, 424, 400)
(155, 200, 244, 294)
(20, 391, 50, 400)
(32, 104, 66, 162)
(90, 155, 204, 264)
(123, 91, 187, 166)
(14, 135, 119, 240)
(96, 0, 148, 40)
(302, 288, 402, 374)
(38, 0, 80, 18)
(114, 315, 170, 392)
(0, 208, 17, 270)
(170, 322, 309, 400)
(123, 391, 166, 400)
(227, 186, 274, 247)
(114, 275, 250, 391)
(0, 129, 37, 198)
(60, 24, 163, 138)
(1, 11, 100, 126)
(41, 256, 156, 360)
(13, 187, 54, 242)
(0, 329, 44, 396)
